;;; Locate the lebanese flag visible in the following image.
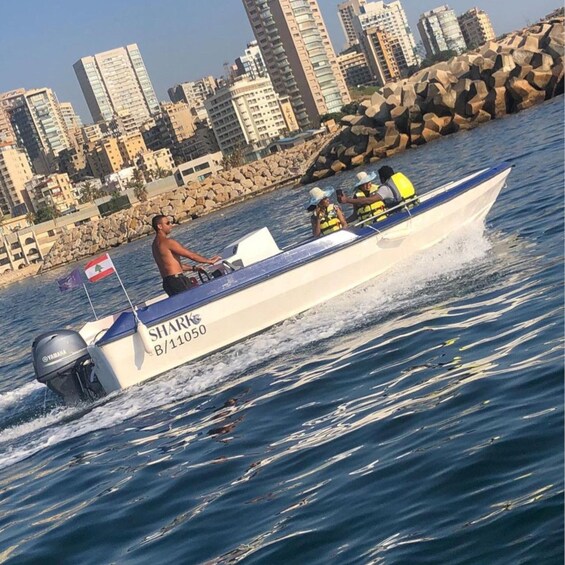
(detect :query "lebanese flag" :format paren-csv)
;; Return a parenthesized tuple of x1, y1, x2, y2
(85, 253, 116, 282)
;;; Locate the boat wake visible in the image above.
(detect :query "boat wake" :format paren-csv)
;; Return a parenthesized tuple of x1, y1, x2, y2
(0, 224, 498, 470)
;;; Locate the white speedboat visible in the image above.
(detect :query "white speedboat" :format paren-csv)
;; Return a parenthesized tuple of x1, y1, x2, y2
(32, 163, 512, 403)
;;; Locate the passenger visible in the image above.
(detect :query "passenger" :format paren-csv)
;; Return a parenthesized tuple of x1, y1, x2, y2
(307, 186, 347, 237)
(151, 214, 221, 297)
(338, 167, 418, 223)
(337, 170, 387, 224)
(377, 166, 418, 209)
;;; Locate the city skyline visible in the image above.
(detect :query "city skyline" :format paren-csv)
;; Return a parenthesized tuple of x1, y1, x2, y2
(0, 0, 559, 122)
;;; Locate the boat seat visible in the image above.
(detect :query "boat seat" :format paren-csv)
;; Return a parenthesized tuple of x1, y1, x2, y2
(220, 227, 282, 270)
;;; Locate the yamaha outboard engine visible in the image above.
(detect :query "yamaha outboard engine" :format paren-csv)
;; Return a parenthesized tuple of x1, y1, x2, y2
(32, 330, 105, 404)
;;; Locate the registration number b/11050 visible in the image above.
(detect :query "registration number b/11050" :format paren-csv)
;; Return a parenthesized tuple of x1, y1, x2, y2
(154, 324, 207, 356)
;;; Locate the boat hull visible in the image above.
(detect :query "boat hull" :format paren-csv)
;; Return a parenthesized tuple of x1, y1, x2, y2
(89, 165, 511, 393)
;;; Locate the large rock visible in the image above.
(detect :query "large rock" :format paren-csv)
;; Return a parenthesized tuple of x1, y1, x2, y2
(541, 23, 565, 59)
(507, 77, 547, 110)
(484, 87, 510, 118)
(526, 68, 554, 90)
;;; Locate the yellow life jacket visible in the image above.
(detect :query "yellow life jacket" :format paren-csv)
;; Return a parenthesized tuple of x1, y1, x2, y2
(315, 204, 343, 235)
(354, 184, 387, 222)
(385, 172, 416, 205)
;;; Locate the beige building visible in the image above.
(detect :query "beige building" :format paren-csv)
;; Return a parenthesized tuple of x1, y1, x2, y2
(173, 152, 224, 186)
(87, 133, 147, 179)
(74, 44, 159, 128)
(0, 143, 34, 215)
(243, 0, 350, 129)
(25, 173, 78, 214)
(337, 46, 373, 88)
(145, 102, 196, 151)
(360, 27, 401, 86)
(458, 7, 495, 50)
(136, 148, 175, 179)
(205, 76, 288, 159)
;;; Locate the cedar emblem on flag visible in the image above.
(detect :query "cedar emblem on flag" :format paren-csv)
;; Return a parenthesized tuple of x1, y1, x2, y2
(84, 253, 116, 282)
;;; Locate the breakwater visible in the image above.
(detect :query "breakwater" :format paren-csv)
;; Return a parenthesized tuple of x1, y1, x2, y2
(304, 15, 564, 182)
(41, 134, 332, 270)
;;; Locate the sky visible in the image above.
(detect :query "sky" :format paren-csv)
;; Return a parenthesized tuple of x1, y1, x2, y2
(0, 0, 559, 123)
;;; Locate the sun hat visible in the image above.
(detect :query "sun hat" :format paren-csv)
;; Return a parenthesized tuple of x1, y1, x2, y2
(306, 186, 334, 210)
(354, 171, 377, 187)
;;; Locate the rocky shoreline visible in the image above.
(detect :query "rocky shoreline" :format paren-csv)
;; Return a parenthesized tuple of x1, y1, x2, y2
(4, 15, 563, 285)
(304, 15, 563, 181)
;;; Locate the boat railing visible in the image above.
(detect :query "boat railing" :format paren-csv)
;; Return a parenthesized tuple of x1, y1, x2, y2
(353, 196, 419, 228)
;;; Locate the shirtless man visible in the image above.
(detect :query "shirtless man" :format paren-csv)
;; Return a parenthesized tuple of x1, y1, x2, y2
(151, 214, 221, 297)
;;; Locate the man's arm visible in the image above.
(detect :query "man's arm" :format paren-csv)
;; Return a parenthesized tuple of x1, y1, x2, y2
(339, 193, 383, 206)
(168, 239, 220, 265)
(336, 206, 347, 228)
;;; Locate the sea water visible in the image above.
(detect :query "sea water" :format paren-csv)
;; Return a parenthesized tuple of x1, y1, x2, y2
(0, 97, 562, 564)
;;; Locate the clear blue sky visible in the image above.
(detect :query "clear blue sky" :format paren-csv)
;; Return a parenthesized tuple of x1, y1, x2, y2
(0, 0, 559, 122)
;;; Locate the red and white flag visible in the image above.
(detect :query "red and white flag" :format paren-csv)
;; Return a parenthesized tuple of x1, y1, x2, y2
(84, 253, 116, 282)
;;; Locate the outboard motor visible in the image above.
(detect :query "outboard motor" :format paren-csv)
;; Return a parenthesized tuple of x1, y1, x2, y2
(32, 330, 105, 404)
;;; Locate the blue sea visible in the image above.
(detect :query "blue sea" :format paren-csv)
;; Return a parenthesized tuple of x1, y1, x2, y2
(0, 98, 563, 564)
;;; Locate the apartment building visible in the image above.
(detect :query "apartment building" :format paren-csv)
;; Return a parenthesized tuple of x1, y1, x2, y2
(168, 76, 218, 110)
(174, 152, 224, 186)
(172, 124, 221, 164)
(205, 76, 289, 160)
(86, 133, 146, 179)
(74, 44, 159, 128)
(9, 88, 71, 174)
(0, 143, 34, 215)
(235, 40, 268, 80)
(144, 102, 196, 152)
(136, 148, 175, 179)
(418, 5, 467, 58)
(337, 46, 373, 88)
(0, 89, 24, 144)
(243, 0, 350, 130)
(355, 0, 419, 73)
(338, 0, 367, 49)
(25, 173, 78, 214)
(458, 7, 495, 49)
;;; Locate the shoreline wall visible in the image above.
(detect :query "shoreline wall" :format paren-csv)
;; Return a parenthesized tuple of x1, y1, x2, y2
(303, 16, 564, 182)
(40, 134, 333, 271)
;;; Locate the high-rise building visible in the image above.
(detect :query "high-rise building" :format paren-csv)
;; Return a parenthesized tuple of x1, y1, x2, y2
(418, 5, 467, 58)
(458, 7, 495, 50)
(235, 40, 268, 80)
(338, 0, 367, 49)
(9, 88, 71, 175)
(0, 143, 34, 214)
(355, 1, 420, 73)
(74, 44, 159, 128)
(358, 26, 400, 85)
(243, 0, 350, 130)
(205, 76, 289, 160)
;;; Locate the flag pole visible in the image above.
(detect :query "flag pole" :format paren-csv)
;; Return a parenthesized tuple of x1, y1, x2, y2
(82, 283, 98, 320)
(112, 264, 154, 355)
